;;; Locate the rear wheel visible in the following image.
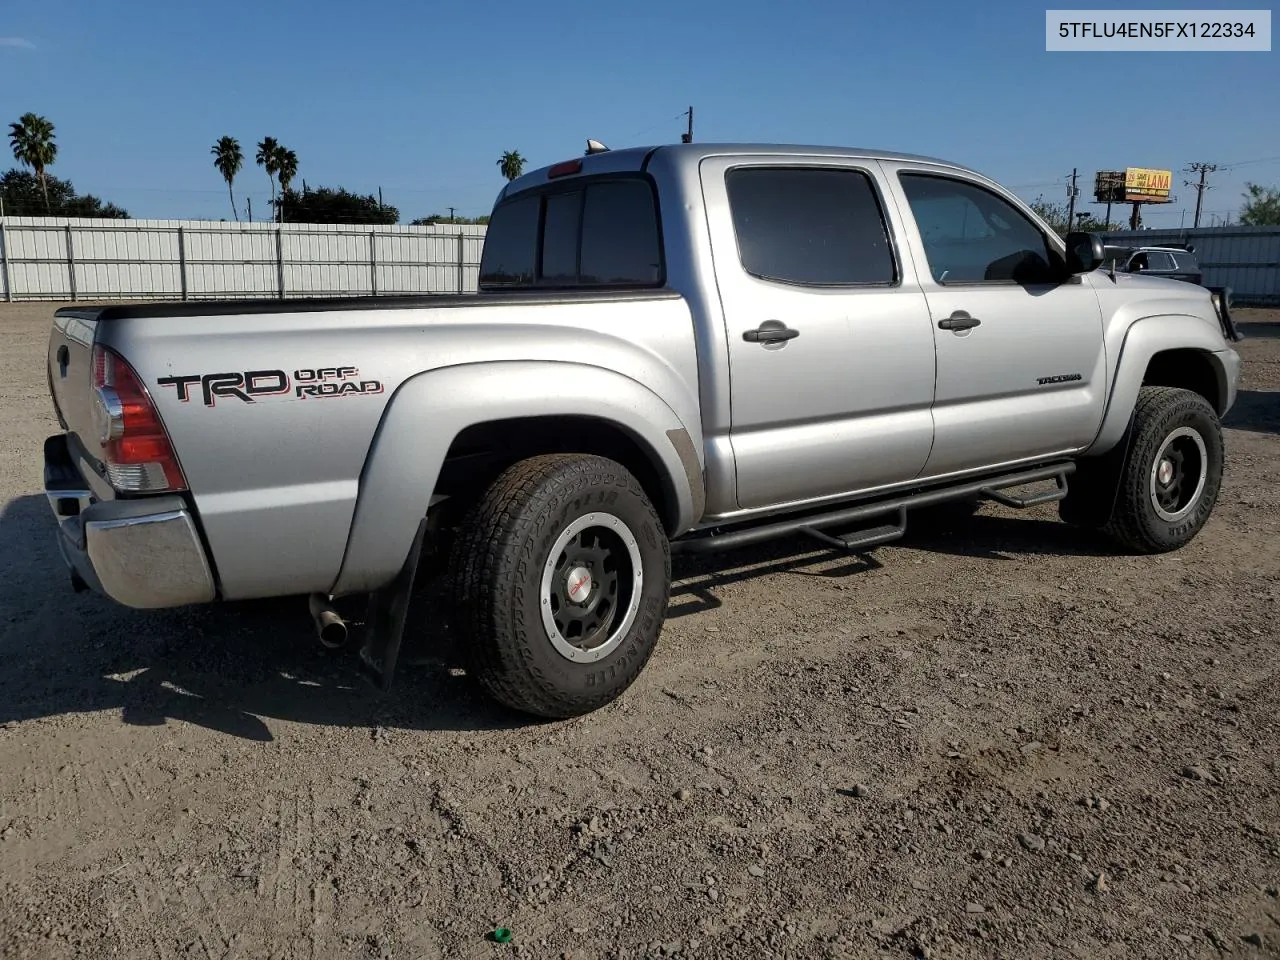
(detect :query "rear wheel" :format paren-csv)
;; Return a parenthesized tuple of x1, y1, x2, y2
(1099, 386, 1224, 553)
(448, 454, 671, 718)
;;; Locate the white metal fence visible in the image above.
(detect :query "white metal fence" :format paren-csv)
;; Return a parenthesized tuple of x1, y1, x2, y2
(7, 217, 1275, 306)
(0, 217, 489, 301)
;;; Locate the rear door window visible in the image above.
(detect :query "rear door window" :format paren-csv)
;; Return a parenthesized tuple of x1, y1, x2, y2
(724, 167, 897, 285)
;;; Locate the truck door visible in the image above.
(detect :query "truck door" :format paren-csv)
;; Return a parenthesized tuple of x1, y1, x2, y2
(700, 156, 938, 511)
(881, 163, 1109, 478)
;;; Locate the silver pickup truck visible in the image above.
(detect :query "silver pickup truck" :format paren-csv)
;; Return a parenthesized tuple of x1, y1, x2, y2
(44, 142, 1243, 719)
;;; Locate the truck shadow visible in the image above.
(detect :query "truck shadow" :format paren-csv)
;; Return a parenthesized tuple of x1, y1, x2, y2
(1234, 321, 1280, 340)
(1224, 389, 1280, 436)
(0, 493, 1105, 742)
(667, 502, 1110, 617)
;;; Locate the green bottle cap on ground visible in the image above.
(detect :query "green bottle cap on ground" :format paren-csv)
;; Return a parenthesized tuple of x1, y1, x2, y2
(490, 927, 513, 943)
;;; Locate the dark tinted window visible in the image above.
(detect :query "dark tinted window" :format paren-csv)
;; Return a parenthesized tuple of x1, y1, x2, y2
(899, 174, 1058, 284)
(580, 181, 662, 285)
(541, 191, 582, 284)
(1145, 251, 1176, 271)
(478, 177, 663, 290)
(477, 194, 539, 286)
(724, 167, 895, 285)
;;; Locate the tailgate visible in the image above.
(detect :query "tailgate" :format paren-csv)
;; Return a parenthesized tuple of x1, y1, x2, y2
(47, 308, 107, 472)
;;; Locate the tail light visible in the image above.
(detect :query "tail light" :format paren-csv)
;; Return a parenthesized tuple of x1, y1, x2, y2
(91, 345, 187, 492)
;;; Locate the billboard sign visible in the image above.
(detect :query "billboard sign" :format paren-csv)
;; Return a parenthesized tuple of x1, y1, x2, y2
(1094, 167, 1173, 203)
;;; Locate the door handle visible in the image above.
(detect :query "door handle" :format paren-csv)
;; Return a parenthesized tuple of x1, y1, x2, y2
(938, 311, 981, 331)
(743, 321, 800, 344)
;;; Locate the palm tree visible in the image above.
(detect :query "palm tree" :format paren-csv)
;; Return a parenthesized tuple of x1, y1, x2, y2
(255, 136, 281, 211)
(274, 146, 298, 222)
(210, 136, 243, 221)
(8, 113, 57, 213)
(275, 147, 298, 194)
(497, 150, 526, 182)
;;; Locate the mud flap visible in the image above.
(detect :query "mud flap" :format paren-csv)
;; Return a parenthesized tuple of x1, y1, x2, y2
(358, 518, 427, 691)
(1062, 422, 1136, 528)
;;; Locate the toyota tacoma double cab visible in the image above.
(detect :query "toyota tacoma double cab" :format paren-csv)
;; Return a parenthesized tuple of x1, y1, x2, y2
(44, 141, 1243, 719)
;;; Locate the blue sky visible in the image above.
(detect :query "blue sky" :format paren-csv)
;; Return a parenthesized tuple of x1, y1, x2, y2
(2, 0, 1277, 224)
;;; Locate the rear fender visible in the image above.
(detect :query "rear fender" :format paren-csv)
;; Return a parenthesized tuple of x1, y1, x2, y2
(330, 361, 703, 596)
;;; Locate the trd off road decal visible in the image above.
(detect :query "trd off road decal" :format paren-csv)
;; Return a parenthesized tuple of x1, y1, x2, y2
(157, 366, 384, 406)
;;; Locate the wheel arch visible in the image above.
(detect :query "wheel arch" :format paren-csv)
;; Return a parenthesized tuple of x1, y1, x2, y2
(435, 414, 696, 536)
(329, 361, 704, 596)
(1087, 314, 1234, 456)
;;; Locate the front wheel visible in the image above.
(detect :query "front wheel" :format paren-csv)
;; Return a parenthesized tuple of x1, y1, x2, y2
(448, 454, 671, 718)
(1101, 386, 1225, 553)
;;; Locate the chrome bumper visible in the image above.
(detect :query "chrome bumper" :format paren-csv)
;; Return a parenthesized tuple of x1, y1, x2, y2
(44, 434, 217, 609)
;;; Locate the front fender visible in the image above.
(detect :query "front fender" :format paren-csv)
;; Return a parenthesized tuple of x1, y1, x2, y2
(1088, 312, 1237, 454)
(330, 360, 704, 596)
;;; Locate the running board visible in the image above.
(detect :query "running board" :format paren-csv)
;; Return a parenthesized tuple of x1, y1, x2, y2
(671, 462, 1075, 555)
(799, 507, 907, 553)
(978, 469, 1069, 508)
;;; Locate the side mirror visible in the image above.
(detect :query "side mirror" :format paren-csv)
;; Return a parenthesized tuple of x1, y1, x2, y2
(1064, 231, 1105, 273)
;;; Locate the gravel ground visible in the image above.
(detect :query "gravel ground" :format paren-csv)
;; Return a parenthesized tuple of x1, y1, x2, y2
(1, 301, 1278, 960)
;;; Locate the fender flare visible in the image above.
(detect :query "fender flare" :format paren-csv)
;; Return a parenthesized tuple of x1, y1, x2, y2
(1087, 313, 1233, 455)
(330, 360, 704, 596)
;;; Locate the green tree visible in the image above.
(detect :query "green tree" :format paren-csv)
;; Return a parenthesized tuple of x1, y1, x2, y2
(1239, 182, 1280, 225)
(274, 146, 298, 221)
(0, 169, 128, 218)
(8, 112, 57, 213)
(279, 185, 398, 224)
(497, 150, 526, 182)
(275, 147, 298, 194)
(1028, 194, 1122, 235)
(210, 136, 243, 221)
(255, 136, 281, 212)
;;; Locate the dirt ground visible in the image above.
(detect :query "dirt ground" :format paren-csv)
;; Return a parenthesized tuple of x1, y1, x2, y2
(1, 301, 1278, 960)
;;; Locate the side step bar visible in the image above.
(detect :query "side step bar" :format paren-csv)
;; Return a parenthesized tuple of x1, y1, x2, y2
(671, 462, 1074, 555)
(800, 507, 907, 553)
(978, 469, 1069, 508)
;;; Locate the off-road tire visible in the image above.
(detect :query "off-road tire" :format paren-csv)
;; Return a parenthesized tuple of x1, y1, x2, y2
(449, 454, 671, 718)
(1100, 386, 1224, 553)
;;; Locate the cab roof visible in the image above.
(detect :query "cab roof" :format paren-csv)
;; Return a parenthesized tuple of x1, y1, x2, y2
(498, 141, 984, 201)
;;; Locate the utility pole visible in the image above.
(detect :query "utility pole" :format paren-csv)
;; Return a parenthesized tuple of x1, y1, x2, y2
(1066, 168, 1078, 228)
(247, 197, 253, 222)
(681, 106, 694, 143)
(1184, 162, 1216, 228)
(448, 206, 456, 222)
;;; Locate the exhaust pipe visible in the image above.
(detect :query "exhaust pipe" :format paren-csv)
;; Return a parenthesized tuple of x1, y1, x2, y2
(308, 593, 348, 649)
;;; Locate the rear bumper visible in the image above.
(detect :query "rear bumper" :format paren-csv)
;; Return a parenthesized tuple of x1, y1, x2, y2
(44, 434, 217, 609)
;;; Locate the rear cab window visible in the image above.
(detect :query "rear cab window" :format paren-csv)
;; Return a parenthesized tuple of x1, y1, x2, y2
(479, 177, 664, 290)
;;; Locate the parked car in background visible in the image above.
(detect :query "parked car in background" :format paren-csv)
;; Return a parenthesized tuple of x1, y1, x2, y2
(1115, 244, 1204, 286)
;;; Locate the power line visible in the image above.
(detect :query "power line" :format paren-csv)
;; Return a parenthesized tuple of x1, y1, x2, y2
(1218, 155, 1280, 170)
(1184, 162, 1217, 228)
